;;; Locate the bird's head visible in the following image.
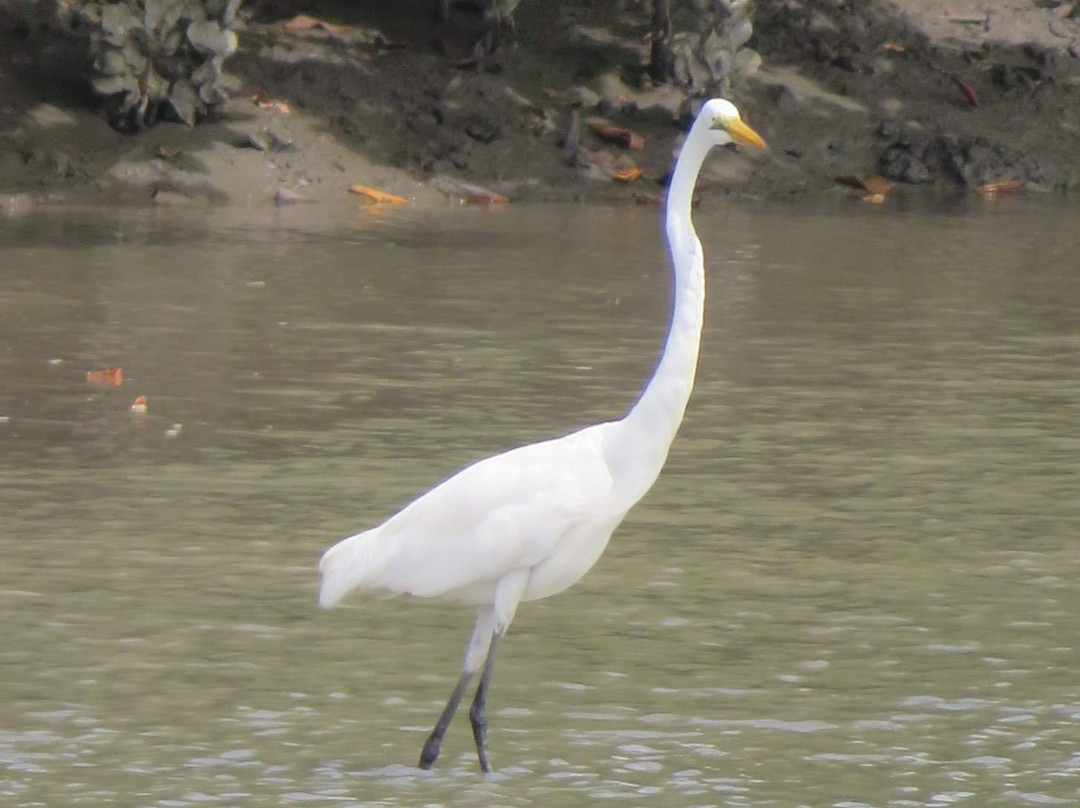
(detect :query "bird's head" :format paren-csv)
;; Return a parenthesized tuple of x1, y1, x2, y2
(699, 98, 767, 151)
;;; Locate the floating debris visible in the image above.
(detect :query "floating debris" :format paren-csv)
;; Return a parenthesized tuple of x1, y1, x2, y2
(87, 367, 123, 387)
(165, 423, 183, 438)
(130, 395, 148, 414)
(47, 358, 63, 366)
(349, 184, 409, 205)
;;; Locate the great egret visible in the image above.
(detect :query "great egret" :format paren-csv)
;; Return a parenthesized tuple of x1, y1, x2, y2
(318, 98, 767, 772)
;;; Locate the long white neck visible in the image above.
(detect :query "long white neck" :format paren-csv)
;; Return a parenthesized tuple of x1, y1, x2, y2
(605, 124, 712, 501)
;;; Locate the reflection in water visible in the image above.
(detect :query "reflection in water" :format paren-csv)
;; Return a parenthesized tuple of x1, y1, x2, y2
(1, 200, 1079, 806)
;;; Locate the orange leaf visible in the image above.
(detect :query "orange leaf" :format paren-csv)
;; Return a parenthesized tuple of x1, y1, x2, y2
(882, 42, 905, 52)
(255, 99, 291, 114)
(590, 122, 645, 150)
(282, 13, 344, 34)
(975, 180, 1023, 196)
(862, 175, 893, 195)
(349, 184, 409, 205)
(130, 395, 148, 414)
(87, 367, 123, 387)
(614, 165, 643, 183)
(833, 174, 892, 195)
(863, 193, 887, 204)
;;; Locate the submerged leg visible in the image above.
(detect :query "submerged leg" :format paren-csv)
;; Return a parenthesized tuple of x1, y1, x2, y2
(418, 606, 495, 770)
(418, 669, 471, 769)
(467, 568, 529, 772)
(418, 569, 529, 772)
(469, 629, 503, 773)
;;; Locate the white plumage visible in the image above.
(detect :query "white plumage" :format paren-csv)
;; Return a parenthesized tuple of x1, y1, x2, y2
(317, 98, 767, 773)
(319, 423, 621, 607)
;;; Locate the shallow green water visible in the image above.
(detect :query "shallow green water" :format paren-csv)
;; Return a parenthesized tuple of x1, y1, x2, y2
(1, 198, 1079, 807)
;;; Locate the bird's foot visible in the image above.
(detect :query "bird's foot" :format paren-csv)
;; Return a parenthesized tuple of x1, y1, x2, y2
(469, 701, 491, 772)
(418, 735, 441, 770)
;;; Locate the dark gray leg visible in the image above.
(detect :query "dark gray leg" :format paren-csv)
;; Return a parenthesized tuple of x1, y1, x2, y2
(468, 630, 503, 773)
(418, 670, 472, 770)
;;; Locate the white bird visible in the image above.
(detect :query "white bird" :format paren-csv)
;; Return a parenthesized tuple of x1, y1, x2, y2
(318, 98, 767, 773)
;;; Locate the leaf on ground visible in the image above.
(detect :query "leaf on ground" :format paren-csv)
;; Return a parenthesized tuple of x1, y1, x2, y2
(833, 174, 892, 195)
(254, 98, 291, 114)
(588, 119, 645, 149)
(282, 14, 344, 35)
(349, 184, 409, 204)
(614, 164, 643, 183)
(975, 180, 1023, 196)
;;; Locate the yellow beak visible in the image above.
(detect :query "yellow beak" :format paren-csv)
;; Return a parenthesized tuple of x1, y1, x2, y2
(726, 118, 768, 151)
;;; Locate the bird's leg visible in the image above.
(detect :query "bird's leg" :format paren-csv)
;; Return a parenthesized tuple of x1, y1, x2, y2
(417, 607, 495, 770)
(463, 568, 528, 773)
(418, 669, 472, 769)
(468, 629, 503, 773)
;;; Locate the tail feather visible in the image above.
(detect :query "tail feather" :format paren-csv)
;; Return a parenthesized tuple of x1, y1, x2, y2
(317, 529, 382, 608)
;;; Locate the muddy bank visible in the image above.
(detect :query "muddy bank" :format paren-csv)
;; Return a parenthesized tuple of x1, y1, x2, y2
(1, 0, 1079, 209)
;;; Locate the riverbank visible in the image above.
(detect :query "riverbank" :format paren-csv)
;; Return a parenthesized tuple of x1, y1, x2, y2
(2, 0, 1078, 210)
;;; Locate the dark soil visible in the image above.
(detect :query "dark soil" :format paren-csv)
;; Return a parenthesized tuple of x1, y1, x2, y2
(2, 0, 1079, 209)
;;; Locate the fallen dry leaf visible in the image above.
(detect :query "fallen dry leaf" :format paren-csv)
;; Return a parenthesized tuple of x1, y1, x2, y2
(254, 99, 291, 115)
(154, 145, 177, 159)
(130, 395, 148, 414)
(87, 367, 123, 387)
(833, 174, 893, 195)
(349, 184, 409, 205)
(861, 175, 893, 195)
(589, 120, 645, 150)
(882, 42, 905, 52)
(951, 74, 979, 108)
(863, 193, 887, 204)
(614, 165, 643, 183)
(282, 13, 344, 35)
(975, 180, 1024, 196)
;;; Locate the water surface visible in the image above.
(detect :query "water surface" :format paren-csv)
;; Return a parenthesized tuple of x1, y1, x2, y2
(1, 198, 1079, 807)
